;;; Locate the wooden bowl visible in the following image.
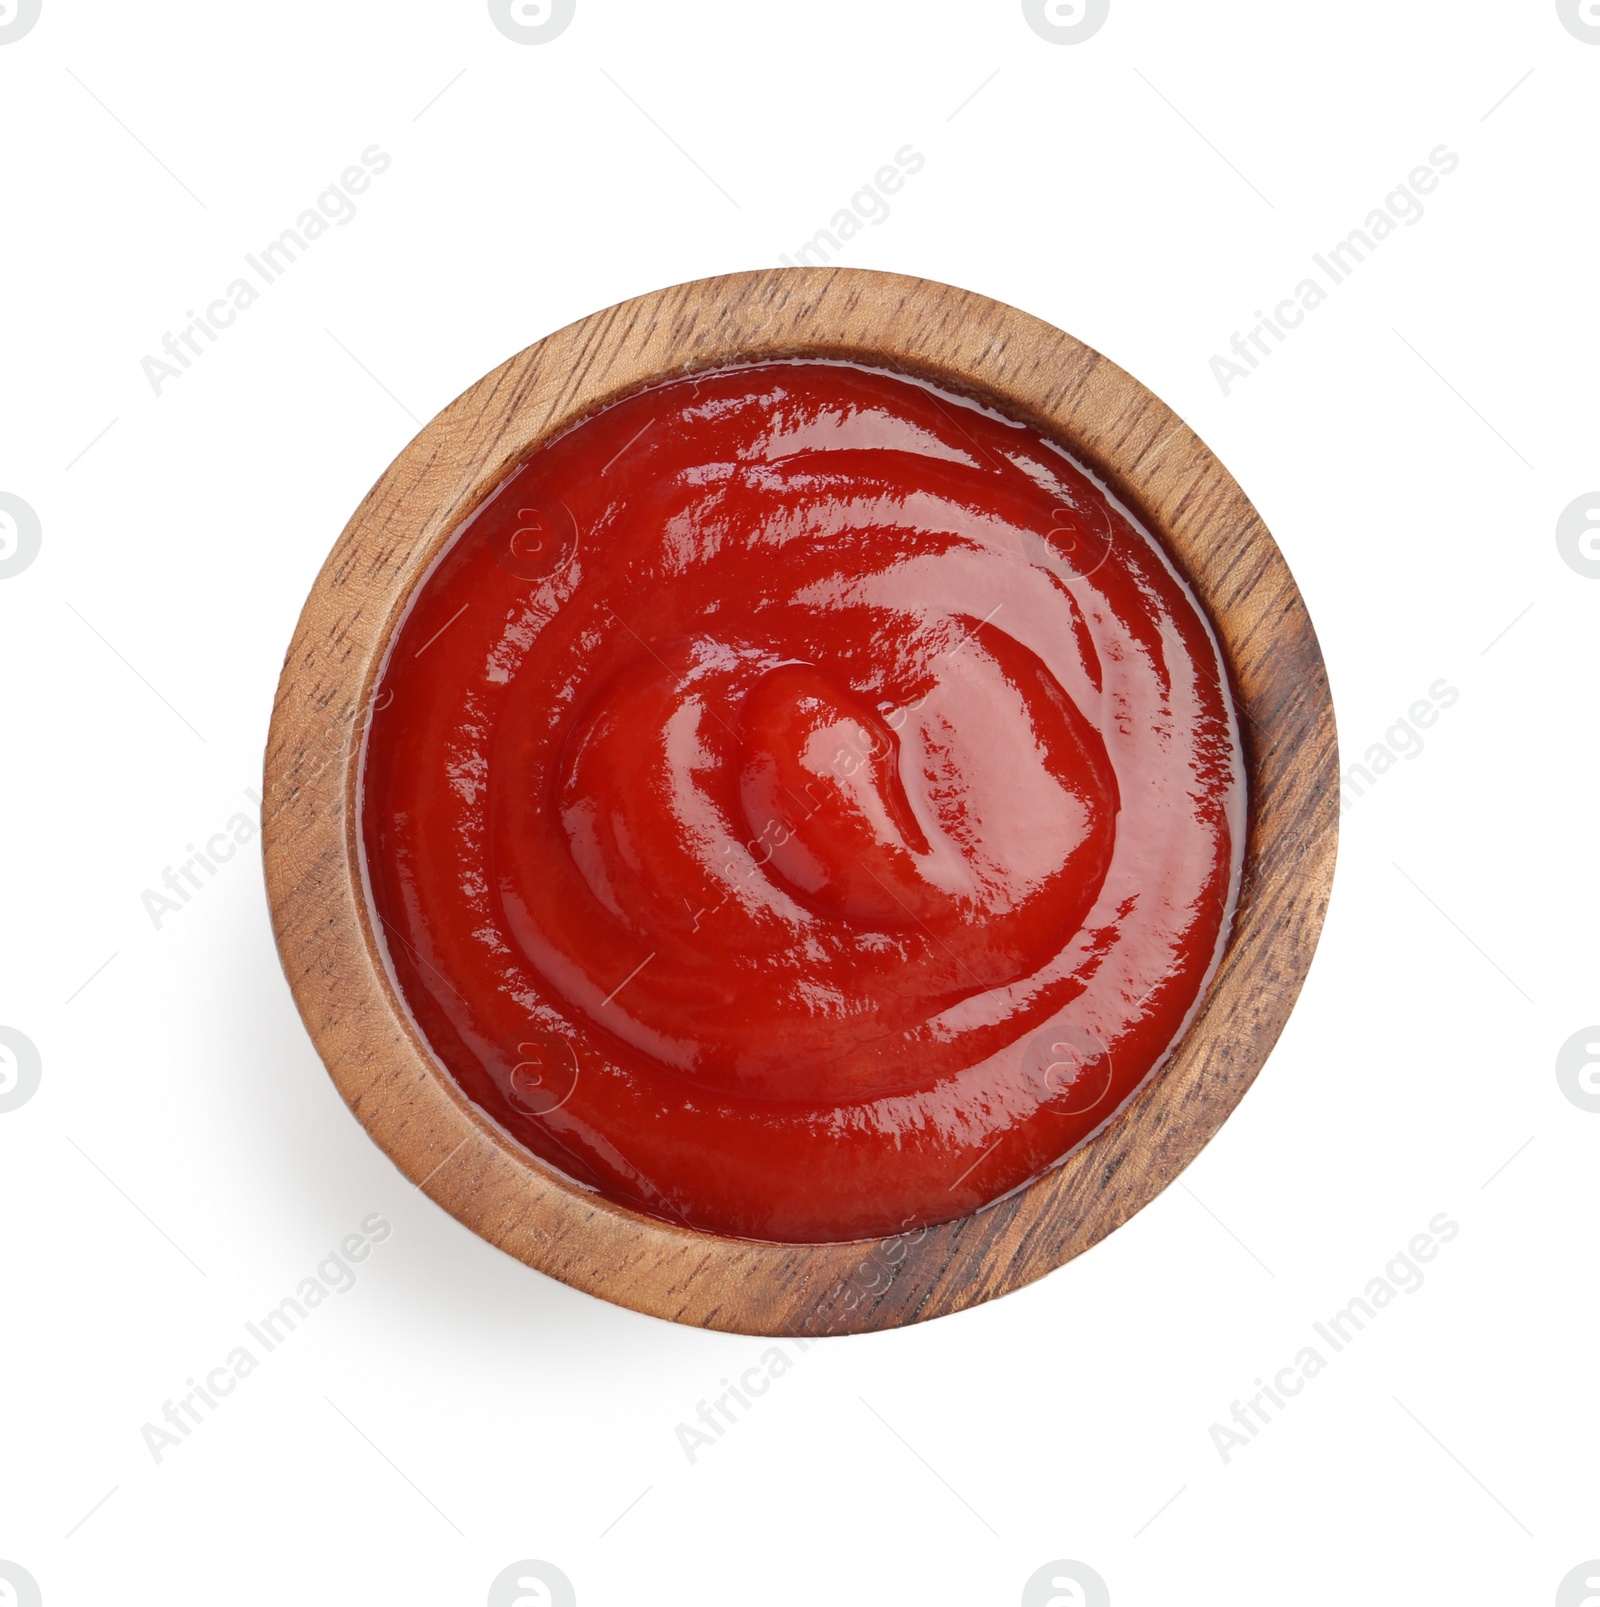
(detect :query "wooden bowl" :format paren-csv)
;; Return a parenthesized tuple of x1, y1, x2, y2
(263, 267, 1337, 1336)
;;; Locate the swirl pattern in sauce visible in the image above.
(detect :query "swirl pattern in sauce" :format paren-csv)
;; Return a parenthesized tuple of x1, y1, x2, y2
(361, 360, 1244, 1242)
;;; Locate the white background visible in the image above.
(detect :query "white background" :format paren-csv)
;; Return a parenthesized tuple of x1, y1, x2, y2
(2, 2, 1596, 1604)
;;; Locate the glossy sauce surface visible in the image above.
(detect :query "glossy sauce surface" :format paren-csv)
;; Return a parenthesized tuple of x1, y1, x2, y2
(361, 361, 1245, 1242)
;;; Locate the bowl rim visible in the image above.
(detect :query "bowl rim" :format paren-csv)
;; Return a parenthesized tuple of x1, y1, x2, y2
(262, 265, 1338, 1336)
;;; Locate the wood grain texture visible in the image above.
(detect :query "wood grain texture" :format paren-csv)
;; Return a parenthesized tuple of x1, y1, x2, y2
(262, 267, 1338, 1336)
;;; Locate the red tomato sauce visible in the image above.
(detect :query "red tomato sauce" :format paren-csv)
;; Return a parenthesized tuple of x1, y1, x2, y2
(361, 360, 1245, 1243)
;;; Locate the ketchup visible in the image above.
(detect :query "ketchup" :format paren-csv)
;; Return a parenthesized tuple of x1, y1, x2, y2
(361, 360, 1244, 1243)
